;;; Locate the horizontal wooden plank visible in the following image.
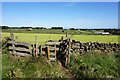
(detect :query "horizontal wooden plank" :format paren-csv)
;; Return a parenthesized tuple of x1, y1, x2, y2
(41, 45, 46, 48)
(12, 52, 30, 57)
(49, 47, 59, 51)
(8, 41, 32, 47)
(45, 42, 61, 45)
(41, 51, 46, 54)
(63, 37, 70, 41)
(74, 43, 80, 46)
(50, 58, 56, 61)
(72, 46, 80, 49)
(9, 46, 32, 53)
(50, 53, 55, 56)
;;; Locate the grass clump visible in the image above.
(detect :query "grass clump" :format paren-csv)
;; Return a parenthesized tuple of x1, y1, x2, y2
(2, 49, 68, 78)
(67, 52, 120, 78)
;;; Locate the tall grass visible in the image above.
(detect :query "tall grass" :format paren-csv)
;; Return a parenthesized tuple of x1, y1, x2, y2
(67, 52, 120, 78)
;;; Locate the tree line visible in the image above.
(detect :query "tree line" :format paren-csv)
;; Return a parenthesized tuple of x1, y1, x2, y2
(1, 26, 120, 35)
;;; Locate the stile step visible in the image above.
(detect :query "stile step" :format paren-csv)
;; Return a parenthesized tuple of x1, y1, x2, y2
(49, 47, 59, 51)
(50, 58, 56, 61)
(50, 53, 55, 56)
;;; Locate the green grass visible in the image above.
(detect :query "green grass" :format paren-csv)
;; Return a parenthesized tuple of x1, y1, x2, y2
(67, 52, 120, 78)
(2, 32, 119, 45)
(2, 29, 98, 35)
(2, 48, 68, 78)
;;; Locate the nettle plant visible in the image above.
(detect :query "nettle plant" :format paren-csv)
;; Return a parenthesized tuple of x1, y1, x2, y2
(2, 36, 11, 46)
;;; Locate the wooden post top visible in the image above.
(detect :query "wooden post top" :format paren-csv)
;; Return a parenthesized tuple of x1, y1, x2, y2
(66, 32, 68, 37)
(45, 42, 61, 45)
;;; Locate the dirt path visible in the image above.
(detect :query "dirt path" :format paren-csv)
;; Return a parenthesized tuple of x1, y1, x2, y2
(58, 62, 75, 79)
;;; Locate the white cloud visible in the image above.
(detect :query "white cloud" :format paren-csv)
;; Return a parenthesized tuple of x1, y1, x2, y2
(65, 2, 77, 7)
(20, 18, 33, 22)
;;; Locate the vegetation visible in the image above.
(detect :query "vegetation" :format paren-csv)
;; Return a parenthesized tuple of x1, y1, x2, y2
(1, 29, 120, 78)
(67, 51, 120, 78)
(2, 48, 68, 78)
(51, 27, 63, 29)
(2, 29, 98, 35)
(2, 32, 119, 45)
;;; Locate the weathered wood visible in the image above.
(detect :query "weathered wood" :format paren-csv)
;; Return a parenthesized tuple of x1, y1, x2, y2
(72, 45, 80, 48)
(63, 37, 70, 41)
(46, 42, 61, 45)
(61, 36, 64, 41)
(50, 58, 55, 61)
(0, 32, 1, 42)
(66, 32, 68, 37)
(54, 44, 56, 61)
(10, 32, 14, 41)
(49, 47, 59, 51)
(12, 52, 30, 57)
(40, 45, 42, 55)
(42, 45, 46, 48)
(68, 38, 71, 63)
(8, 41, 32, 47)
(2, 43, 8, 50)
(9, 46, 32, 53)
(50, 53, 55, 56)
(47, 46, 50, 60)
(35, 36, 38, 57)
(42, 51, 46, 55)
(74, 43, 80, 46)
(32, 44, 35, 57)
(65, 39, 69, 66)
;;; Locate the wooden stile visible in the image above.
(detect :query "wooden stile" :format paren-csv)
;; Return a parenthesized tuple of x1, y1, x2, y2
(8, 41, 32, 47)
(35, 36, 38, 57)
(9, 46, 32, 53)
(54, 44, 56, 61)
(47, 46, 50, 60)
(40, 45, 42, 55)
(68, 38, 71, 63)
(66, 32, 68, 37)
(10, 32, 14, 41)
(32, 44, 35, 57)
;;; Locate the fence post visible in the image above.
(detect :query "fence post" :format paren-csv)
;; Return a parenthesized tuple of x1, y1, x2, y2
(54, 44, 56, 61)
(0, 32, 1, 42)
(35, 36, 38, 57)
(10, 32, 14, 41)
(66, 32, 68, 37)
(47, 46, 50, 60)
(40, 45, 42, 55)
(61, 36, 63, 41)
(68, 38, 71, 63)
(65, 38, 69, 66)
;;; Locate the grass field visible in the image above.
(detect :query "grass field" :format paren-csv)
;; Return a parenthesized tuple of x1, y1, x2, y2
(2, 32, 119, 45)
(2, 29, 103, 35)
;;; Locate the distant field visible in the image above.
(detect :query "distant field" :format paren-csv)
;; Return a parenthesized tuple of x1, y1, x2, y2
(2, 29, 103, 35)
(2, 32, 119, 44)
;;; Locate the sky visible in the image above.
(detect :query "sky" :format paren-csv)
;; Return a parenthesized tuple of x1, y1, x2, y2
(2, 2, 118, 29)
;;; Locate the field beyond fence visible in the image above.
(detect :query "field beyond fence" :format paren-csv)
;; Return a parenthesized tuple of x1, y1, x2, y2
(2, 32, 119, 45)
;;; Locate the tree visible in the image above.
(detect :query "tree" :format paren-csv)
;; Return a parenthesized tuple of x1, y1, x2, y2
(51, 27, 63, 30)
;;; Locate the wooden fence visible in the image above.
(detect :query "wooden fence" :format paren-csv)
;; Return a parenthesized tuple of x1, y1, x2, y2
(6, 32, 120, 66)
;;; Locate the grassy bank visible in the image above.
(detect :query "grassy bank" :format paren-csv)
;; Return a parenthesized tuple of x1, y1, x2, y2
(67, 51, 120, 78)
(2, 48, 68, 78)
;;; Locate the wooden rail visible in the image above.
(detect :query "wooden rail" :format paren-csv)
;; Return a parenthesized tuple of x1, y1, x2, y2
(9, 46, 32, 53)
(8, 41, 32, 47)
